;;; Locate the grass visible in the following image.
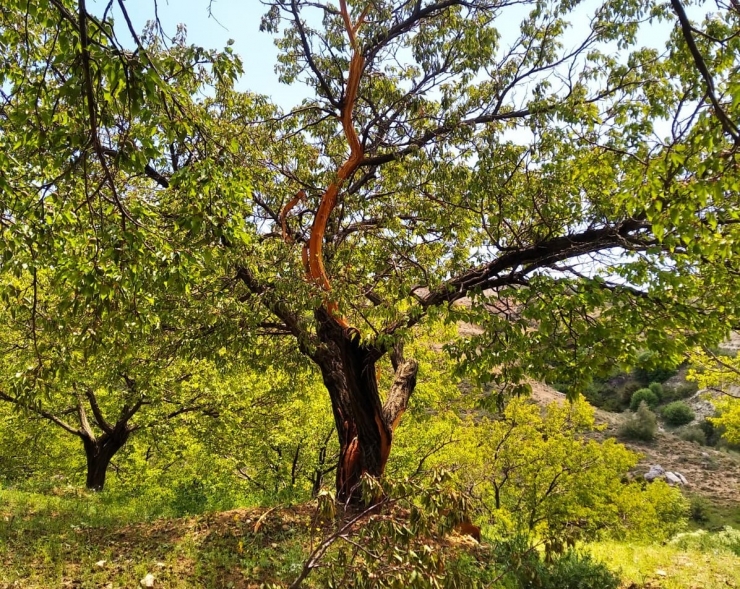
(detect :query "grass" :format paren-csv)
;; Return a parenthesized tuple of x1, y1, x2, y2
(2, 487, 740, 588)
(0, 487, 311, 588)
(588, 540, 740, 589)
(688, 494, 740, 531)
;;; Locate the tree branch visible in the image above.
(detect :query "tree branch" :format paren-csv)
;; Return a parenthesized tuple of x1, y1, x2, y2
(0, 390, 81, 437)
(669, 0, 740, 142)
(382, 359, 418, 433)
(84, 387, 114, 434)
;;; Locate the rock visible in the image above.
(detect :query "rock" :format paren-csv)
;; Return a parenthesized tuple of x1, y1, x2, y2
(141, 573, 155, 587)
(664, 471, 688, 486)
(644, 465, 665, 481)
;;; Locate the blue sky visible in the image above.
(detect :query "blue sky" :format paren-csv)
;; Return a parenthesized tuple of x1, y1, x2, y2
(94, 0, 684, 114)
(93, 0, 297, 106)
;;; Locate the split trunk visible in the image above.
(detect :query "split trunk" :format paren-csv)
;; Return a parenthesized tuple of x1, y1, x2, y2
(312, 310, 418, 504)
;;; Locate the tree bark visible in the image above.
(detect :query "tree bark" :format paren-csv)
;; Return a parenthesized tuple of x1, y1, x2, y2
(81, 428, 130, 491)
(313, 310, 418, 504)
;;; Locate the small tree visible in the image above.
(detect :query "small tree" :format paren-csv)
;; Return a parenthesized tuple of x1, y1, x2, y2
(619, 401, 658, 442)
(630, 388, 659, 412)
(448, 399, 683, 548)
(661, 401, 695, 426)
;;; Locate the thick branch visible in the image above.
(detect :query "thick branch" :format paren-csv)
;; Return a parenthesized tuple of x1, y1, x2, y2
(0, 390, 81, 437)
(382, 359, 418, 433)
(235, 266, 312, 344)
(76, 394, 96, 440)
(84, 387, 114, 434)
(421, 219, 648, 309)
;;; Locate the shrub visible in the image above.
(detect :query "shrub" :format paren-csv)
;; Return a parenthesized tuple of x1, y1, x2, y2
(541, 551, 620, 589)
(648, 382, 664, 401)
(663, 382, 699, 401)
(679, 425, 706, 445)
(689, 496, 711, 523)
(669, 527, 740, 556)
(495, 542, 620, 589)
(630, 388, 659, 411)
(662, 401, 695, 426)
(618, 382, 641, 406)
(699, 419, 721, 446)
(633, 352, 678, 384)
(619, 401, 657, 441)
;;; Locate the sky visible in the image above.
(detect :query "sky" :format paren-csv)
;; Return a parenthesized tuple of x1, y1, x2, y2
(93, 0, 688, 114)
(91, 0, 296, 106)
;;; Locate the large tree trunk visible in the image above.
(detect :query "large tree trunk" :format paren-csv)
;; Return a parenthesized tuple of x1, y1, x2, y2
(81, 428, 130, 491)
(313, 310, 418, 504)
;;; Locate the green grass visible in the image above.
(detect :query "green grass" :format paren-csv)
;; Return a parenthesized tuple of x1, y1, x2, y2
(0, 487, 309, 588)
(688, 494, 740, 531)
(3, 487, 740, 588)
(588, 540, 740, 588)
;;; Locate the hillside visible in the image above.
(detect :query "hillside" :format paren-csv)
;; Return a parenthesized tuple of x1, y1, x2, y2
(530, 380, 740, 509)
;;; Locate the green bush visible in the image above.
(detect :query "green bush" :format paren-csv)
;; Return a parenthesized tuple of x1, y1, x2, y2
(541, 551, 620, 589)
(699, 419, 721, 446)
(689, 496, 711, 524)
(630, 388, 659, 411)
(662, 401, 695, 426)
(618, 381, 641, 406)
(679, 425, 706, 445)
(669, 527, 740, 556)
(663, 382, 699, 401)
(619, 401, 657, 441)
(648, 382, 664, 401)
(495, 541, 620, 589)
(633, 352, 678, 384)
(171, 479, 209, 516)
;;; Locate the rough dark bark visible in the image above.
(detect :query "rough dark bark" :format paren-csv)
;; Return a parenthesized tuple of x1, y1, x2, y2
(313, 309, 418, 504)
(81, 427, 131, 491)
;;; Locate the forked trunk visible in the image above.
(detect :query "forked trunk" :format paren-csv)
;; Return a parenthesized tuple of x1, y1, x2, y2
(81, 428, 130, 491)
(314, 310, 418, 504)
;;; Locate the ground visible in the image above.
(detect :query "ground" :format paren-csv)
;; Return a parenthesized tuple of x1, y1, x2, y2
(2, 368, 739, 587)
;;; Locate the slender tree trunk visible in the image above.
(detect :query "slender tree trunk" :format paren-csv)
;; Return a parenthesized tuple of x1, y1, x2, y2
(313, 310, 418, 504)
(81, 429, 130, 491)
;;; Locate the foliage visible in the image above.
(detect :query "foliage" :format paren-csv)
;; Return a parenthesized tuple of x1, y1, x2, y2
(689, 351, 740, 444)
(441, 398, 686, 547)
(649, 382, 664, 401)
(689, 496, 711, 524)
(537, 551, 620, 589)
(699, 418, 722, 447)
(619, 401, 658, 442)
(630, 388, 659, 411)
(678, 426, 707, 445)
(634, 352, 679, 385)
(661, 402, 695, 426)
(669, 527, 740, 557)
(1, 0, 740, 502)
(663, 382, 700, 402)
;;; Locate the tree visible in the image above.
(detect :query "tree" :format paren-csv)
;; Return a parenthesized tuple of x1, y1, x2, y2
(0, 3, 250, 490)
(2, 0, 740, 503)
(0, 304, 228, 490)
(436, 398, 687, 550)
(232, 0, 740, 502)
(688, 348, 740, 444)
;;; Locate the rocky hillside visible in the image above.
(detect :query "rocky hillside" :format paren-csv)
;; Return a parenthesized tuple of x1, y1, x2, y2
(529, 382, 740, 507)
